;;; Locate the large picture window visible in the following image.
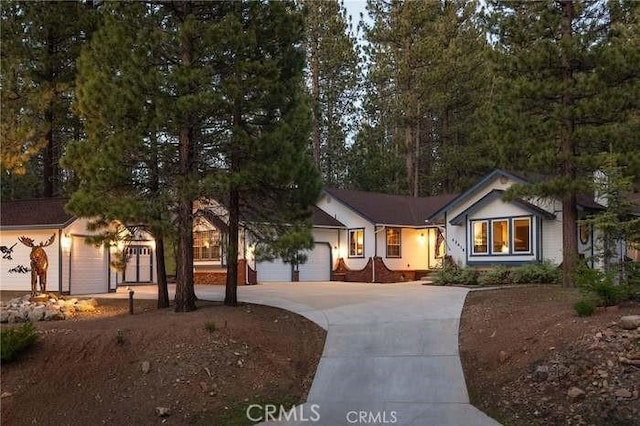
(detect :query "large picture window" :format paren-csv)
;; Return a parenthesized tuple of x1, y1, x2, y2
(193, 230, 221, 261)
(349, 229, 364, 258)
(472, 221, 488, 254)
(386, 228, 401, 258)
(471, 216, 533, 257)
(513, 218, 531, 253)
(492, 220, 509, 254)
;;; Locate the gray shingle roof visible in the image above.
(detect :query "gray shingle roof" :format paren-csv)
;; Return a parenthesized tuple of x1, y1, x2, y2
(324, 188, 459, 227)
(0, 198, 75, 228)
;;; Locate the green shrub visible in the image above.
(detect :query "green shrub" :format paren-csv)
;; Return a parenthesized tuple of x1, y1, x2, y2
(574, 266, 624, 307)
(432, 266, 479, 286)
(574, 299, 596, 317)
(478, 266, 512, 286)
(1, 322, 38, 363)
(204, 320, 216, 333)
(624, 261, 640, 300)
(511, 261, 561, 284)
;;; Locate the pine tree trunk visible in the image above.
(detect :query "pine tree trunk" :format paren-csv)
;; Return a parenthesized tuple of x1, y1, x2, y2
(43, 30, 56, 198)
(155, 236, 170, 309)
(310, 41, 321, 168)
(174, 2, 197, 312)
(225, 187, 239, 307)
(562, 194, 578, 287)
(43, 112, 55, 197)
(560, 0, 578, 288)
(175, 197, 196, 311)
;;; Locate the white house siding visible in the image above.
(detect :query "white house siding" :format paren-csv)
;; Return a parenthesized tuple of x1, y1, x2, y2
(0, 229, 62, 292)
(378, 228, 430, 270)
(541, 213, 564, 265)
(316, 193, 374, 271)
(446, 176, 516, 222)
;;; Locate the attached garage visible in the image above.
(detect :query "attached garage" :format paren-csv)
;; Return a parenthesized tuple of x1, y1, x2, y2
(256, 258, 291, 282)
(255, 243, 332, 283)
(69, 236, 109, 295)
(299, 243, 331, 281)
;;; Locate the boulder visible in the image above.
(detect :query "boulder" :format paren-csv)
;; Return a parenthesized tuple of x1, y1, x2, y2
(44, 308, 65, 321)
(27, 306, 46, 322)
(0, 309, 9, 323)
(619, 315, 640, 330)
(8, 310, 27, 323)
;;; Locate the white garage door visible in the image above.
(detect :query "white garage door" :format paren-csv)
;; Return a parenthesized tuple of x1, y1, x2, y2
(70, 236, 108, 295)
(256, 258, 291, 282)
(299, 243, 331, 281)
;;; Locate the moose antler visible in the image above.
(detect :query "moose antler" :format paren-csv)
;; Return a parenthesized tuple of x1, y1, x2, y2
(18, 236, 35, 248)
(40, 234, 56, 247)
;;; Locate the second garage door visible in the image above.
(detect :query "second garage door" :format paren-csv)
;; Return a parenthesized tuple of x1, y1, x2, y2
(256, 258, 291, 282)
(70, 236, 108, 295)
(299, 243, 331, 281)
(256, 243, 332, 282)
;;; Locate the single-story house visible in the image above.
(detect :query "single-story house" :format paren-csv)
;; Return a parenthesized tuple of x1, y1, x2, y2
(426, 169, 608, 268)
(0, 198, 155, 295)
(5, 169, 633, 292)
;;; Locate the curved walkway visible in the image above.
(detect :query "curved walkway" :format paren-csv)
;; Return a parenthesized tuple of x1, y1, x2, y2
(103, 282, 499, 425)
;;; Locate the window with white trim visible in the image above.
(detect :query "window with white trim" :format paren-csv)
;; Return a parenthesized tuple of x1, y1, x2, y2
(492, 219, 509, 254)
(193, 230, 221, 261)
(386, 228, 401, 258)
(349, 229, 364, 257)
(472, 221, 488, 254)
(513, 218, 531, 253)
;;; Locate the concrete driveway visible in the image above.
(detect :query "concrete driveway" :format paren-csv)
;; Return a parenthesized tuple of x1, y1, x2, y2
(108, 282, 499, 426)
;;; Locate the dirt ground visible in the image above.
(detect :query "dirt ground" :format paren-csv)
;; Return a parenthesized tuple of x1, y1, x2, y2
(0, 295, 326, 425)
(460, 286, 640, 425)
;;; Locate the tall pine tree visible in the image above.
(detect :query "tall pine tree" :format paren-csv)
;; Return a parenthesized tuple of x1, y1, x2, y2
(0, 0, 96, 198)
(303, 0, 360, 188)
(486, 0, 640, 286)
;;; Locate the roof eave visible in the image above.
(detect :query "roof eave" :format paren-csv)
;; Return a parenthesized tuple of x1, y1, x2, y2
(427, 169, 528, 221)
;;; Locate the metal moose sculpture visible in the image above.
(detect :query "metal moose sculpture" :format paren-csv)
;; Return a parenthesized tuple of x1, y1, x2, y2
(18, 234, 56, 296)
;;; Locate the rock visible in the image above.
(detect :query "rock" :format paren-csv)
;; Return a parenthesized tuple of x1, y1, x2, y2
(44, 308, 65, 321)
(83, 298, 99, 307)
(0, 309, 9, 323)
(568, 387, 585, 401)
(27, 306, 45, 322)
(7, 311, 26, 323)
(534, 365, 550, 382)
(619, 315, 640, 330)
(156, 407, 171, 417)
(614, 389, 633, 399)
(141, 361, 151, 374)
(499, 350, 509, 364)
(30, 294, 49, 303)
(0, 392, 12, 399)
(76, 302, 96, 313)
